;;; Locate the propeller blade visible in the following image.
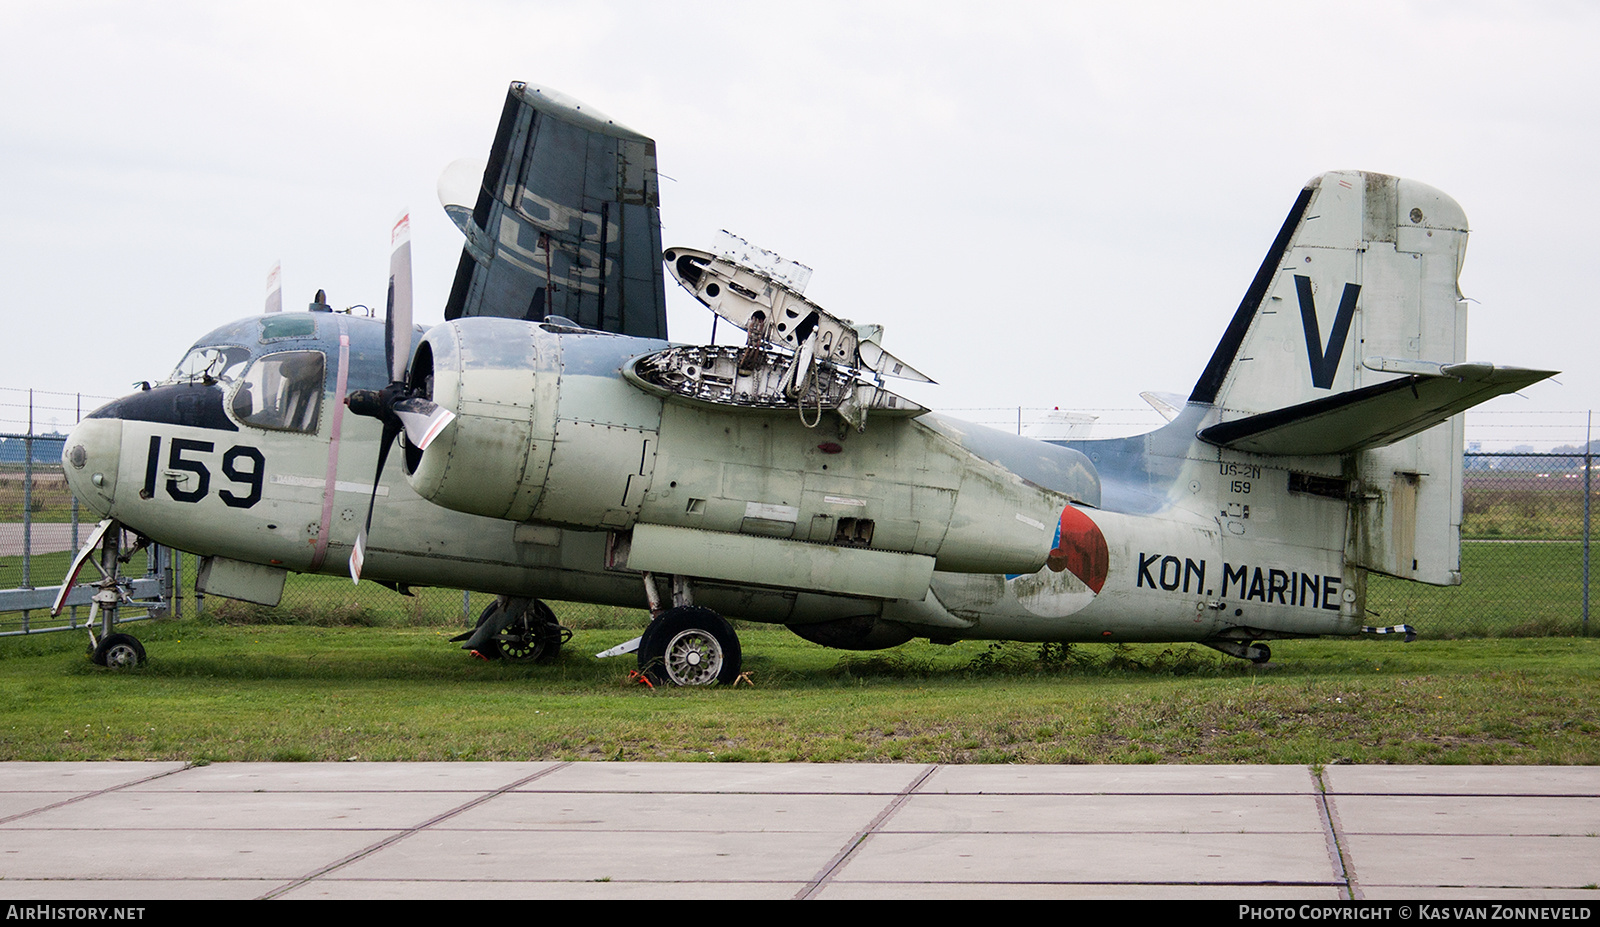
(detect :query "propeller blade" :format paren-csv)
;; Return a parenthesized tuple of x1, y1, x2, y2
(265, 261, 283, 314)
(350, 212, 421, 585)
(349, 419, 400, 584)
(393, 398, 456, 451)
(386, 212, 413, 384)
(349, 528, 367, 584)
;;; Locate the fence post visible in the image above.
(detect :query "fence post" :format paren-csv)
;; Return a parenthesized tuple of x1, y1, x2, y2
(1584, 411, 1592, 635)
(21, 390, 32, 630)
(69, 392, 81, 625)
(172, 551, 184, 619)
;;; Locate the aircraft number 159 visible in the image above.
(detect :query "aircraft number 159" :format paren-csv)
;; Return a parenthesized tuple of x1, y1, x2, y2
(141, 436, 265, 508)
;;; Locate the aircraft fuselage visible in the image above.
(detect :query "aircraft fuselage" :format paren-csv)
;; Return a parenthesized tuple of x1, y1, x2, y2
(62, 310, 1361, 652)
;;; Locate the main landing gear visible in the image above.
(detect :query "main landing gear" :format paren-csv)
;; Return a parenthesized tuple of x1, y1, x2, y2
(468, 576, 746, 687)
(454, 596, 571, 663)
(631, 572, 743, 687)
(637, 606, 742, 687)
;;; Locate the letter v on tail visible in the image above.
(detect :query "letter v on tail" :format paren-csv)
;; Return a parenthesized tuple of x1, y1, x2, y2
(1295, 275, 1359, 389)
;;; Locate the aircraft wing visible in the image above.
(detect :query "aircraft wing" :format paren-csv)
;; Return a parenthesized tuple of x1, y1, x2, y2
(1197, 363, 1556, 456)
(441, 83, 668, 339)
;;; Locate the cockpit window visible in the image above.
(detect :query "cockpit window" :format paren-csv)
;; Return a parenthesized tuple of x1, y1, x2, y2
(229, 350, 326, 434)
(166, 345, 251, 385)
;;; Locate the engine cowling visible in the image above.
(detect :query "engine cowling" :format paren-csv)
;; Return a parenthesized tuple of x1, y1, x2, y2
(404, 318, 1100, 584)
(404, 318, 664, 527)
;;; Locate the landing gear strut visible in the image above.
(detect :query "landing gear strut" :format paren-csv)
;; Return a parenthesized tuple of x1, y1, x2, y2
(59, 520, 148, 669)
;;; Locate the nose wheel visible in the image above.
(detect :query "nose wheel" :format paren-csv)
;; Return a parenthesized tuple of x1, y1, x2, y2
(91, 633, 146, 668)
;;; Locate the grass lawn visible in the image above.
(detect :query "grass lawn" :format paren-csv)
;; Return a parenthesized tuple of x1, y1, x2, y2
(3, 528, 1596, 767)
(2, 616, 1596, 765)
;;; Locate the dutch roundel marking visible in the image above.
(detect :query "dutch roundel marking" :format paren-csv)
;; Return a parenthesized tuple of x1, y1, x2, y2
(1006, 506, 1108, 619)
(141, 435, 265, 509)
(1046, 506, 1108, 593)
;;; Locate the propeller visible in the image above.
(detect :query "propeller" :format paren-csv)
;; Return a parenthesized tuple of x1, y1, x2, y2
(264, 261, 283, 313)
(345, 211, 456, 583)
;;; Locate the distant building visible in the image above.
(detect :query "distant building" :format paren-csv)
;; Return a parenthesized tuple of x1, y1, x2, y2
(0, 435, 67, 465)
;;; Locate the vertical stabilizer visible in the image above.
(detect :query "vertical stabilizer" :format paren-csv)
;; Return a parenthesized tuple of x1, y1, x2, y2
(1190, 171, 1470, 416)
(1192, 171, 1479, 586)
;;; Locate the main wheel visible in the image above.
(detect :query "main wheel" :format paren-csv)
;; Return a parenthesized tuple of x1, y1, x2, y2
(474, 600, 566, 664)
(1250, 643, 1272, 665)
(92, 633, 145, 669)
(638, 606, 741, 687)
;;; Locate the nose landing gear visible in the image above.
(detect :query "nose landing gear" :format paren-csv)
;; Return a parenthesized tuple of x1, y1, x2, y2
(56, 520, 150, 669)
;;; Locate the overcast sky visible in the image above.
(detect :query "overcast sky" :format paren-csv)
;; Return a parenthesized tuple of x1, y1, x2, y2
(3, 1, 1595, 446)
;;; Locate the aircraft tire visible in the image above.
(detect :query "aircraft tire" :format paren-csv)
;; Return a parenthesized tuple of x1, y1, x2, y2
(638, 606, 741, 687)
(92, 633, 145, 669)
(475, 600, 565, 664)
(1250, 644, 1272, 665)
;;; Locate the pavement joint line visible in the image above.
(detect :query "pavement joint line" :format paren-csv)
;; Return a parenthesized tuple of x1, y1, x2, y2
(0, 760, 195, 825)
(255, 761, 573, 900)
(794, 763, 938, 900)
(1312, 765, 1359, 901)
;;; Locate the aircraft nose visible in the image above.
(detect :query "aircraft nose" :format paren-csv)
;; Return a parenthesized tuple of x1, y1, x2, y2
(62, 418, 122, 518)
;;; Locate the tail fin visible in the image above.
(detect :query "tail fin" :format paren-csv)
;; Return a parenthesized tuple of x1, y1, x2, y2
(1189, 171, 1555, 585)
(1191, 170, 1550, 427)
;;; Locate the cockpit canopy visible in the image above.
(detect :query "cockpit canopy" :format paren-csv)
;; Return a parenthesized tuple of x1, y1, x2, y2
(228, 351, 325, 433)
(165, 344, 251, 387)
(162, 341, 326, 435)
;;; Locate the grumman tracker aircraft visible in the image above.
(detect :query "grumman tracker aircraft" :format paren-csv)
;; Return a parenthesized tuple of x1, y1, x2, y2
(57, 82, 1553, 683)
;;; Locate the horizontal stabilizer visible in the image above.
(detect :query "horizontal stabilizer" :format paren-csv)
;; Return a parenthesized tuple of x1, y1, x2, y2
(1139, 391, 1184, 423)
(1197, 364, 1555, 456)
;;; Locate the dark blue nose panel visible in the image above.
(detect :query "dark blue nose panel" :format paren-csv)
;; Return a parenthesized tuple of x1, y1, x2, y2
(86, 383, 239, 432)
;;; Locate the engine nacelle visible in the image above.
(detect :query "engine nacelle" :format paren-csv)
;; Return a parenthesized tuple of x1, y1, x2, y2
(406, 318, 1099, 585)
(404, 318, 664, 527)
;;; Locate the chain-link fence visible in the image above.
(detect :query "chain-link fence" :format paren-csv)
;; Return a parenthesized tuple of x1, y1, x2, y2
(2, 387, 1593, 640)
(1367, 452, 1595, 636)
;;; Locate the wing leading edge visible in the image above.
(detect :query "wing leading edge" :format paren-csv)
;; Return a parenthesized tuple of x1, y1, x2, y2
(442, 83, 668, 339)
